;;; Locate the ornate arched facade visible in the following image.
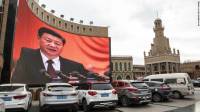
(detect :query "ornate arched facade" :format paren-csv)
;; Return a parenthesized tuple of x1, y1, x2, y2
(144, 18, 180, 75)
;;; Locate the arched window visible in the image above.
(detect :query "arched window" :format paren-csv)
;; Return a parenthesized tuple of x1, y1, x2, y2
(124, 63, 127, 71)
(47, 15, 49, 22)
(83, 27, 86, 32)
(128, 63, 131, 71)
(58, 21, 61, 27)
(71, 25, 74, 31)
(120, 62, 122, 71)
(111, 62, 113, 71)
(65, 23, 67, 29)
(115, 63, 118, 71)
(41, 12, 44, 19)
(117, 76, 122, 80)
(31, 2, 34, 9)
(126, 75, 131, 80)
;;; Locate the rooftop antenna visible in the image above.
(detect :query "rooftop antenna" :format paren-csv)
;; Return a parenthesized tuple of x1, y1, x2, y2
(156, 10, 159, 18)
(198, 1, 200, 26)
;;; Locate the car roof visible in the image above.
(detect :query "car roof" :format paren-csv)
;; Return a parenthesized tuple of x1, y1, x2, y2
(46, 83, 71, 86)
(0, 83, 26, 86)
(145, 73, 189, 79)
(113, 80, 144, 83)
(144, 81, 164, 84)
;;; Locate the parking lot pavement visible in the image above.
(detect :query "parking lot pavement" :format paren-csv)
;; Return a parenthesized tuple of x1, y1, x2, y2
(29, 101, 121, 112)
(29, 88, 200, 112)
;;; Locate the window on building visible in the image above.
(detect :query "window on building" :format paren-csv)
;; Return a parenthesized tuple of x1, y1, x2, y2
(47, 15, 49, 22)
(65, 23, 67, 29)
(124, 63, 127, 71)
(71, 25, 73, 31)
(53, 18, 56, 24)
(161, 65, 165, 71)
(128, 63, 131, 71)
(195, 65, 200, 70)
(31, 2, 34, 9)
(89, 28, 92, 32)
(115, 63, 118, 71)
(83, 27, 86, 32)
(117, 76, 122, 80)
(126, 75, 131, 80)
(119, 62, 122, 71)
(111, 62, 113, 71)
(153, 65, 158, 71)
(36, 8, 39, 14)
(41, 12, 43, 19)
(77, 26, 79, 32)
(58, 21, 61, 27)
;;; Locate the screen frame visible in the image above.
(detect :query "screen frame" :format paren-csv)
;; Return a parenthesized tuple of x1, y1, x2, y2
(1, 0, 112, 85)
(1, 0, 19, 83)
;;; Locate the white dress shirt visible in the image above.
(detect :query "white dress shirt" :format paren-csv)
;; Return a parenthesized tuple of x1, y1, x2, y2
(40, 50, 61, 72)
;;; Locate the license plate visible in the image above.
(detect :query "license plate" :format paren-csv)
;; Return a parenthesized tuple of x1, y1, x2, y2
(57, 96, 66, 99)
(2, 97, 11, 101)
(101, 93, 109, 97)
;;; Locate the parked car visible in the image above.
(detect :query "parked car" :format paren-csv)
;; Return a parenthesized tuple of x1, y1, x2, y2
(75, 81, 118, 112)
(192, 80, 200, 87)
(0, 83, 32, 112)
(39, 83, 78, 112)
(0, 98, 5, 112)
(144, 81, 171, 102)
(144, 73, 194, 99)
(112, 80, 151, 107)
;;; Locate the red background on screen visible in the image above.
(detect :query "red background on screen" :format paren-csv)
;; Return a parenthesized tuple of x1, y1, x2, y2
(13, 0, 110, 75)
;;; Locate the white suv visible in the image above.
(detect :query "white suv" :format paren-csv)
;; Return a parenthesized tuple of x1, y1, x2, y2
(75, 81, 118, 112)
(39, 83, 78, 112)
(0, 98, 5, 112)
(0, 83, 32, 112)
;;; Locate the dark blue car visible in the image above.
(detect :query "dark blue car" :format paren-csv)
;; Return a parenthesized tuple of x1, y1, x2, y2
(144, 81, 171, 102)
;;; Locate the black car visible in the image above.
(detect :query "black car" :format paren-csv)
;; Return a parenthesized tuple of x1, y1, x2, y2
(144, 81, 171, 102)
(192, 80, 200, 87)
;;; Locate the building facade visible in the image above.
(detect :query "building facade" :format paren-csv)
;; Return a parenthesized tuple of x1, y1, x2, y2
(180, 61, 200, 79)
(111, 56, 133, 80)
(144, 18, 180, 75)
(27, 0, 108, 37)
(111, 55, 145, 80)
(132, 65, 145, 78)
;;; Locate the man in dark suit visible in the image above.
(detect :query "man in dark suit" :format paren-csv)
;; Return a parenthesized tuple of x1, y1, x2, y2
(11, 27, 87, 85)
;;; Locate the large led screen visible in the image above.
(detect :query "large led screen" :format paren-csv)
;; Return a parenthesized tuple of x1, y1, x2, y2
(11, 0, 110, 85)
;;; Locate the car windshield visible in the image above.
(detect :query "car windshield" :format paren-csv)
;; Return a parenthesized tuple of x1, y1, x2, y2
(131, 82, 148, 89)
(48, 85, 73, 91)
(0, 86, 24, 92)
(91, 83, 113, 90)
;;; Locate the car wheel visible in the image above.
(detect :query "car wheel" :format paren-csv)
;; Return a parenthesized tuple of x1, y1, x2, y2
(83, 100, 90, 112)
(39, 106, 46, 112)
(143, 102, 149, 105)
(152, 93, 162, 102)
(108, 106, 116, 110)
(70, 105, 78, 112)
(120, 96, 129, 107)
(173, 91, 182, 99)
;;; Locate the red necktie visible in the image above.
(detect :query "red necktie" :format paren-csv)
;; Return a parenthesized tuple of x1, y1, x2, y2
(47, 60, 56, 78)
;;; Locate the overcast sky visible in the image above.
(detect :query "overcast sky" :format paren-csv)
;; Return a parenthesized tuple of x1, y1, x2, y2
(39, 0, 200, 65)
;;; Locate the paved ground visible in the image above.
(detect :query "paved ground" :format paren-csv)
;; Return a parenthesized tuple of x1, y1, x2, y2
(29, 88, 200, 112)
